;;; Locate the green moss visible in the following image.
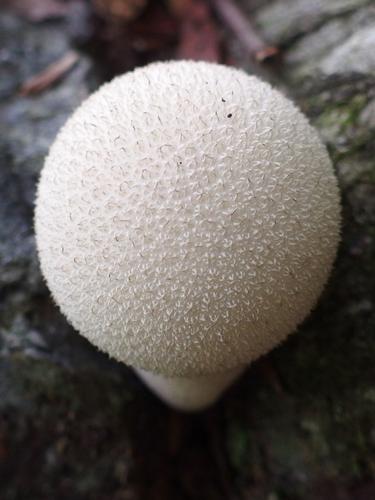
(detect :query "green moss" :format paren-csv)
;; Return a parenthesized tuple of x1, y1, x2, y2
(317, 94, 366, 130)
(226, 421, 251, 471)
(0, 354, 138, 500)
(314, 94, 368, 150)
(0, 354, 131, 418)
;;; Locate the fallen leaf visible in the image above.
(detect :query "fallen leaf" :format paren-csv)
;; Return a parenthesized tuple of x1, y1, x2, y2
(167, 0, 190, 17)
(19, 50, 79, 96)
(130, 2, 178, 52)
(174, 0, 220, 62)
(93, 0, 147, 22)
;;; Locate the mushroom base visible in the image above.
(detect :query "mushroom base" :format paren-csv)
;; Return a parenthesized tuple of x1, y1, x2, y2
(134, 366, 246, 411)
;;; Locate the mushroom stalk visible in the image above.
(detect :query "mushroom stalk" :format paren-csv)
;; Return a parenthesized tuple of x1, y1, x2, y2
(134, 366, 246, 411)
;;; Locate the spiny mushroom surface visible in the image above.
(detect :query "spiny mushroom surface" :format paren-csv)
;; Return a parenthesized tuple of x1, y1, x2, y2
(35, 61, 340, 409)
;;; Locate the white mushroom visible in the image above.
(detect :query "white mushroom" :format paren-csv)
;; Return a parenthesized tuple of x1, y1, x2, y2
(35, 61, 341, 411)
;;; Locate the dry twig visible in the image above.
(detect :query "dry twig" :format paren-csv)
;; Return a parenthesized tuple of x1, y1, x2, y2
(258, 359, 287, 398)
(19, 51, 79, 96)
(210, 0, 278, 61)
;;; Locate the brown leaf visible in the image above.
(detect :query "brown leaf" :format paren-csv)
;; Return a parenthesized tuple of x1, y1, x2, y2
(167, 0, 190, 17)
(175, 0, 221, 62)
(5, 0, 69, 22)
(93, 0, 147, 22)
(130, 2, 178, 52)
(19, 50, 79, 96)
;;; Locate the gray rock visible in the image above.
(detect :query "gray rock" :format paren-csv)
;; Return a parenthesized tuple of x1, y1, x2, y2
(0, 13, 71, 100)
(284, 6, 375, 80)
(359, 98, 375, 128)
(285, 19, 352, 67)
(0, 13, 96, 293)
(0, 10, 99, 378)
(255, 0, 371, 44)
(319, 25, 375, 75)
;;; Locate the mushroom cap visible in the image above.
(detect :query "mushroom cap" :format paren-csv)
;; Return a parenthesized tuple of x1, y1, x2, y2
(35, 61, 341, 377)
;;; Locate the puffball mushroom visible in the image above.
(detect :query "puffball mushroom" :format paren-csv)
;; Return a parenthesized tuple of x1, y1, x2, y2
(35, 61, 341, 411)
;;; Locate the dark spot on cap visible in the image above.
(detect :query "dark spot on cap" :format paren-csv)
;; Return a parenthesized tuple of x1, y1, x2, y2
(227, 113, 232, 118)
(222, 98, 226, 102)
